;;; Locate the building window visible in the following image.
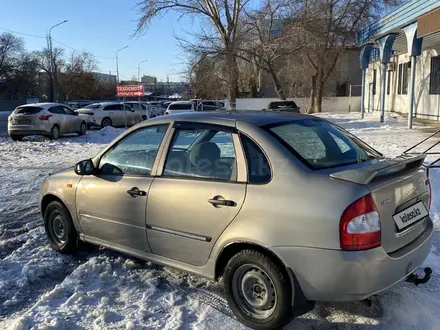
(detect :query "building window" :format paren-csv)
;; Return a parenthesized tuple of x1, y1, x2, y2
(387, 70, 391, 95)
(398, 62, 410, 95)
(430, 56, 440, 94)
(372, 69, 377, 95)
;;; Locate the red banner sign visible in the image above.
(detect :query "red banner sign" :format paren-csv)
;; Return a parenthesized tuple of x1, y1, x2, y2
(116, 85, 144, 97)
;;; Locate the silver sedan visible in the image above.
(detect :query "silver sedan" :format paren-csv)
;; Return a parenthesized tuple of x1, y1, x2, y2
(40, 111, 433, 329)
(8, 103, 87, 141)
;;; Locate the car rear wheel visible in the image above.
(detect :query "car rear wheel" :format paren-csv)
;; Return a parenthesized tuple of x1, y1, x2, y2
(224, 250, 293, 329)
(10, 135, 23, 141)
(101, 117, 112, 128)
(44, 201, 78, 253)
(78, 122, 87, 136)
(50, 125, 60, 140)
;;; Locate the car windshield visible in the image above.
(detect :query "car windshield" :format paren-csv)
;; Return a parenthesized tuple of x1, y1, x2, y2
(14, 106, 43, 115)
(265, 119, 381, 170)
(169, 103, 192, 110)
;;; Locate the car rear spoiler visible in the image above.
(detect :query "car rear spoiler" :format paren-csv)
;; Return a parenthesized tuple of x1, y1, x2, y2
(330, 154, 426, 185)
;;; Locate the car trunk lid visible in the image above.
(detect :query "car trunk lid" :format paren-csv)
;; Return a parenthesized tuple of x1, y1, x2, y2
(331, 155, 430, 253)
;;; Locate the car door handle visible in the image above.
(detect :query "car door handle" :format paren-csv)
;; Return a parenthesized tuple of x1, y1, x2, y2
(127, 187, 147, 198)
(208, 196, 236, 207)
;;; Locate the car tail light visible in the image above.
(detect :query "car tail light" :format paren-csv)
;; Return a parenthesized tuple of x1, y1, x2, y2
(340, 193, 381, 251)
(426, 168, 432, 211)
(39, 114, 53, 121)
(164, 111, 169, 115)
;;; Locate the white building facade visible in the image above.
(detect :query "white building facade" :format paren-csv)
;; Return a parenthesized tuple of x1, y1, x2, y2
(357, 0, 440, 127)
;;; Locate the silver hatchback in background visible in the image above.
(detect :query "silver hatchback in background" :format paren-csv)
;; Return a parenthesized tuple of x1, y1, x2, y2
(8, 103, 87, 141)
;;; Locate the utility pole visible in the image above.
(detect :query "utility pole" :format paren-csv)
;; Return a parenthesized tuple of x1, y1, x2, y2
(138, 60, 148, 96)
(116, 46, 129, 84)
(48, 20, 68, 102)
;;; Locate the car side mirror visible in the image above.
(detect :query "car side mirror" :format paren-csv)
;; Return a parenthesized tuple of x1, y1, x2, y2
(75, 159, 95, 175)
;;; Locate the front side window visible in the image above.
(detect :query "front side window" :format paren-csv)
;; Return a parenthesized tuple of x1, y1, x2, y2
(266, 119, 381, 170)
(163, 128, 237, 181)
(63, 107, 76, 115)
(99, 125, 168, 176)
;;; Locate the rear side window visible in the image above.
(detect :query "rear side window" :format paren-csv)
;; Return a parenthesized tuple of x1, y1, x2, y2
(169, 103, 192, 110)
(104, 104, 122, 111)
(241, 134, 271, 183)
(14, 106, 42, 115)
(48, 106, 65, 115)
(266, 119, 381, 170)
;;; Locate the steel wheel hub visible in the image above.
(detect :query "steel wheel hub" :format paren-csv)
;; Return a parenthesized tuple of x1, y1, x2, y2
(232, 264, 277, 319)
(52, 215, 66, 243)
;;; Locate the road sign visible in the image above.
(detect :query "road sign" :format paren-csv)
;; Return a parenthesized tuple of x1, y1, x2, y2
(116, 85, 144, 97)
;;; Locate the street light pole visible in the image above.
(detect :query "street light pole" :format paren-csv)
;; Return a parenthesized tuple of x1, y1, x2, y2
(115, 46, 129, 85)
(137, 59, 148, 99)
(48, 20, 68, 102)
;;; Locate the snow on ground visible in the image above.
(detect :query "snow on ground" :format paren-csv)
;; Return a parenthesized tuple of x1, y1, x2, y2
(0, 112, 439, 329)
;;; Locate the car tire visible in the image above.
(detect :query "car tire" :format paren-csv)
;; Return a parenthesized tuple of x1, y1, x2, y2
(50, 124, 60, 140)
(224, 250, 293, 330)
(141, 115, 147, 121)
(101, 117, 112, 128)
(78, 122, 87, 136)
(44, 201, 78, 253)
(10, 135, 23, 141)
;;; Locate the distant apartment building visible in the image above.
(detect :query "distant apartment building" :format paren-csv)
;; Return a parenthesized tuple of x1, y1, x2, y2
(93, 72, 117, 84)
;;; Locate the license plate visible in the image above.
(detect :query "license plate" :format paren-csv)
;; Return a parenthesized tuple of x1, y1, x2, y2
(17, 119, 31, 124)
(393, 201, 428, 230)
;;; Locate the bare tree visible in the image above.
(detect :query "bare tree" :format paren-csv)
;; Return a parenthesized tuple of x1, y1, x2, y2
(35, 47, 65, 102)
(135, 0, 252, 108)
(299, 0, 401, 112)
(239, 0, 305, 100)
(0, 33, 24, 83)
(59, 52, 98, 100)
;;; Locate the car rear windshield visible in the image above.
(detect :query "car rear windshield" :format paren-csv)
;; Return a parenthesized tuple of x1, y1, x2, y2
(169, 104, 192, 110)
(265, 119, 381, 170)
(14, 106, 42, 115)
(269, 101, 298, 109)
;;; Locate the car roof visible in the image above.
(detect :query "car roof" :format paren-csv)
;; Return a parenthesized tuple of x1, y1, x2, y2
(147, 110, 316, 127)
(169, 101, 192, 105)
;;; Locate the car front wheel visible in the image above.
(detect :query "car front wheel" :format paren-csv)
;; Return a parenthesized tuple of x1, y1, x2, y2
(224, 250, 293, 329)
(101, 117, 112, 128)
(44, 201, 78, 253)
(78, 122, 87, 136)
(50, 125, 60, 140)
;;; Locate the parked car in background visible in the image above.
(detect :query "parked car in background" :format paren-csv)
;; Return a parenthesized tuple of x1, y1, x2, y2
(144, 101, 167, 117)
(266, 100, 301, 113)
(164, 101, 195, 115)
(75, 102, 139, 128)
(8, 103, 87, 141)
(197, 100, 225, 112)
(124, 101, 149, 121)
(40, 111, 433, 329)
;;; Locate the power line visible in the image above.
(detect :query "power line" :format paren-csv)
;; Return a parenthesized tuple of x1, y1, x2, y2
(118, 59, 137, 69)
(0, 27, 46, 39)
(51, 38, 114, 60)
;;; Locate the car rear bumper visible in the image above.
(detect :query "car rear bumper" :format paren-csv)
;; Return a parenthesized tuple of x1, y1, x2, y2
(8, 127, 50, 136)
(271, 218, 433, 302)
